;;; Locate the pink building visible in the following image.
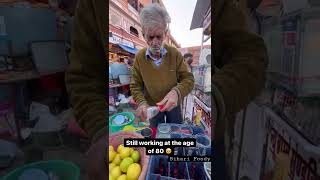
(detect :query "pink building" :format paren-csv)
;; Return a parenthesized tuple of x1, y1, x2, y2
(109, 0, 180, 50)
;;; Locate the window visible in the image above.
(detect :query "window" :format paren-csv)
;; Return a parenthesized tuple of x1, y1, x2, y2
(130, 26, 139, 37)
(128, 0, 138, 11)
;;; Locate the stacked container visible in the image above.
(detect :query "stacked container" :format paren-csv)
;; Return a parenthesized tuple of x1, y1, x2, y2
(146, 123, 212, 180)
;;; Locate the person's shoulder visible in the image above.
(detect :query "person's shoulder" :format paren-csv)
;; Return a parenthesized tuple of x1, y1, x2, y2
(136, 47, 147, 58)
(134, 47, 148, 64)
(164, 44, 181, 56)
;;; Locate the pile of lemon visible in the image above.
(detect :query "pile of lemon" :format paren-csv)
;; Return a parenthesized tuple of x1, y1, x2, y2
(109, 144, 142, 180)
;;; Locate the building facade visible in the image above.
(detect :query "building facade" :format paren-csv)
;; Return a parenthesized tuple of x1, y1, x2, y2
(109, 0, 180, 50)
(179, 45, 211, 66)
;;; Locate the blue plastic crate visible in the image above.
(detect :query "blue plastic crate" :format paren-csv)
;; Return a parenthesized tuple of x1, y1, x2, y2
(169, 124, 180, 133)
(172, 146, 184, 156)
(148, 173, 172, 180)
(146, 156, 190, 180)
(147, 157, 211, 180)
(191, 126, 205, 135)
(179, 125, 193, 135)
(170, 133, 182, 139)
(168, 161, 189, 180)
(187, 162, 208, 180)
(181, 134, 194, 139)
(184, 147, 199, 156)
(146, 155, 170, 180)
(195, 134, 211, 147)
(147, 123, 212, 180)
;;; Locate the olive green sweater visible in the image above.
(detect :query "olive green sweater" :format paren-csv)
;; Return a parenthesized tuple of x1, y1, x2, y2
(130, 44, 194, 106)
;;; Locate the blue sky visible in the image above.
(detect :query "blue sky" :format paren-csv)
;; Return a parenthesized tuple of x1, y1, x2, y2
(162, 0, 211, 48)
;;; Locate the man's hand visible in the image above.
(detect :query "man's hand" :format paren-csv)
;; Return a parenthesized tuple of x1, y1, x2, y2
(86, 135, 107, 180)
(157, 90, 178, 112)
(136, 103, 149, 121)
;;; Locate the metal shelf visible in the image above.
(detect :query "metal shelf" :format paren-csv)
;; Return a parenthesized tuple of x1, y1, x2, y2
(263, 104, 319, 146)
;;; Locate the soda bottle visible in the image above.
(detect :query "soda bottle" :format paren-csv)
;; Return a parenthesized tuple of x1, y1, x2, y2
(159, 158, 163, 175)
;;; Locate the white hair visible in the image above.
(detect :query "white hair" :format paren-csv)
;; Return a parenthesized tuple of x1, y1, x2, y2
(139, 3, 171, 31)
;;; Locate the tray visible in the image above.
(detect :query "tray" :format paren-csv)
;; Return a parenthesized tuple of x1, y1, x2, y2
(146, 123, 211, 180)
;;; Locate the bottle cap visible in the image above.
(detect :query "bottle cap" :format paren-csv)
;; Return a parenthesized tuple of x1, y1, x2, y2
(158, 104, 165, 111)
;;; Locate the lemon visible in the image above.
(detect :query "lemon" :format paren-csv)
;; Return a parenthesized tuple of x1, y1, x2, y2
(127, 163, 141, 180)
(131, 150, 140, 163)
(129, 148, 134, 155)
(120, 147, 131, 159)
(117, 174, 127, 180)
(120, 157, 134, 173)
(109, 150, 116, 162)
(109, 174, 115, 180)
(109, 163, 116, 171)
(109, 145, 115, 152)
(113, 154, 121, 165)
(111, 166, 122, 179)
(123, 125, 135, 132)
(117, 144, 125, 153)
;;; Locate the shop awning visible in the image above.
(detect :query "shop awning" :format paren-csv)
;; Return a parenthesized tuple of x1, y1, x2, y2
(118, 44, 139, 55)
(190, 0, 211, 30)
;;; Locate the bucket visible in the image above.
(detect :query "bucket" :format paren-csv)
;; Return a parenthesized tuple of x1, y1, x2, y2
(109, 112, 135, 133)
(110, 63, 129, 79)
(119, 74, 130, 84)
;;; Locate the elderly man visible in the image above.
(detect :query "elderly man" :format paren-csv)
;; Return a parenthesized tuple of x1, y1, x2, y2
(65, 0, 267, 179)
(130, 4, 194, 127)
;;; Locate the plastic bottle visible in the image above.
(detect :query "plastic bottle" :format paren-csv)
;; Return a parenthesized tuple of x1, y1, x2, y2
(195, 109, 202, 126)
(145, 106, 161, 126)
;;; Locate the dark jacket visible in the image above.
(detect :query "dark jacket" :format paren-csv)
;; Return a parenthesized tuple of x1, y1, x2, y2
(65, 0, 107, 139)
(213, 0, 268, 178)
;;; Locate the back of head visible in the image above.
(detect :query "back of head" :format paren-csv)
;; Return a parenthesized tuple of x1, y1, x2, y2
(183, 53, 193, 59)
